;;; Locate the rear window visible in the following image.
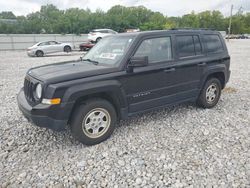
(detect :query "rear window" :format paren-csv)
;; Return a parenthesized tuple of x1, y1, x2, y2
(204, 34, 223, 53)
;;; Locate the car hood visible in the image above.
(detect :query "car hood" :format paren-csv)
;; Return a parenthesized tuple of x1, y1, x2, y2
(28, 60, 117, 84)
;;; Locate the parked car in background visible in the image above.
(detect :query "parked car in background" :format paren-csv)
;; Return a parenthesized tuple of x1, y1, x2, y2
(88, 29, 117, 43)
(126, 28, 140, 33)
(79, 42, 95, 51)
(237, 34, 249, 39)
(225, 35, 236, 39)
(225, 34, 249, 39)
(219, 31, 226, 38)
(27, 41, 73, 57)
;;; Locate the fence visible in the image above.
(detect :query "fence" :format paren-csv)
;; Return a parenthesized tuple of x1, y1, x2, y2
(0, 34, 88, 50)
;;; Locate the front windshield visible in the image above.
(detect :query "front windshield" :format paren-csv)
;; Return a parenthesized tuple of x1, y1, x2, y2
(83, 35, 134, 66)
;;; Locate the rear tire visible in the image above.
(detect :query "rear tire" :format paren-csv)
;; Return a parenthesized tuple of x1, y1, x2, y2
(64, 46, 71, 53)
(71, 98, 117, 145)
(36, 50, 44, 57)
(197, 78, 222, 108)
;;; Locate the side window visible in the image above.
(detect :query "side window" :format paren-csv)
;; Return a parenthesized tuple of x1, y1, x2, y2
(134, 37, 172, 63)
(204, 35, 223, 53)
(108, 30, 115, 34)
(38, 42, 49, 46)
(193, 35, 202, 55)
(100, 30, 108, 33)
(176, 36, 195, 57)
(49, 41, 57, 45)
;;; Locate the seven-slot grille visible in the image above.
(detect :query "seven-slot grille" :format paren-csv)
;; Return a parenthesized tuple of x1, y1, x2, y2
(24, 78, 35, 103)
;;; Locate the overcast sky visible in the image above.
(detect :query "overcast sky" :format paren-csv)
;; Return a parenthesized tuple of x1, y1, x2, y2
(0, 0, 249, 17)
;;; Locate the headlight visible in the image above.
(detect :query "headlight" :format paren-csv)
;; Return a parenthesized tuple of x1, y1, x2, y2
(35, 83, 42, 99)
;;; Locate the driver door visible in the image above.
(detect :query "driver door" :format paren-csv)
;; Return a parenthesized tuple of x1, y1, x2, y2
(120, 36, 177, 113)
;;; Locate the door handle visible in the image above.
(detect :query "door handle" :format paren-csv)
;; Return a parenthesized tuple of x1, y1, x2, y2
(197, 62, 206, 66)
(164, 68, 175, 73)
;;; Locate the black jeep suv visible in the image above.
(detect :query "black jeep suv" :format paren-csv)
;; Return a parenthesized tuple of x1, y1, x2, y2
(18, 29, 230, 145)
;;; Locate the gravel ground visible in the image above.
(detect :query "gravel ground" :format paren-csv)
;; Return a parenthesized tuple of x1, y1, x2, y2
(0, 40, 249, 187)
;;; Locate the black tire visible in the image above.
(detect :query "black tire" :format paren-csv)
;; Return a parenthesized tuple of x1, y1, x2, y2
(197, 78, 222, 108)
(36, 50, 44, 57)
(79, 46, 84, 51)
(80, 46, 86, 51)
(96, 37, 102, 42)
(64, 45, 71, 53)
(71, 98, 117, 145)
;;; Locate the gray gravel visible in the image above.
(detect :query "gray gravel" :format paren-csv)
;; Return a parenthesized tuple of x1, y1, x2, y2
(0, 41, 250, 187)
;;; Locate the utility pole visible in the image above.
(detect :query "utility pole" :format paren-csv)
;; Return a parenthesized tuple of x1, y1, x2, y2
(228, 4, 233, 42)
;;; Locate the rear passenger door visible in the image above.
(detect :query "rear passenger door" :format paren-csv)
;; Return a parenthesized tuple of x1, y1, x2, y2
(173, 34, 206, 99)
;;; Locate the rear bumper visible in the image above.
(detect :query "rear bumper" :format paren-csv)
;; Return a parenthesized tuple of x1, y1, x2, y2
(17, 88, 67, 131)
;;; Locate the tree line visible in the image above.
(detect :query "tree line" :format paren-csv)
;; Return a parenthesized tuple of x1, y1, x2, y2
(0, 4, 249, 34)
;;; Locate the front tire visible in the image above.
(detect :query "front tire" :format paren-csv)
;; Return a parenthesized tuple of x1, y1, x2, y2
(64, 46, 72, 53)
(197, 78, 222, 108)
(71, 99, 117, 145)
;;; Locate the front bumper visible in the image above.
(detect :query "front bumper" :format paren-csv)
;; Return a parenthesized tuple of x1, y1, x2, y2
(17, 88, 67, 131)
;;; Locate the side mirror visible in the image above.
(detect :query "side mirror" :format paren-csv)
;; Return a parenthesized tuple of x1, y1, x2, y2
(128, 56, 148, 68)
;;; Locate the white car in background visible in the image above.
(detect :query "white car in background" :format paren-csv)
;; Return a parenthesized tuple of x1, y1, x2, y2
(27, 41, 73, 57)
(88, 29, 118, 43)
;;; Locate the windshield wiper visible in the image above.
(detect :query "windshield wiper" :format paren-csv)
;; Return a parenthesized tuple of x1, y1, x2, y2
(81, 58, 99, 65)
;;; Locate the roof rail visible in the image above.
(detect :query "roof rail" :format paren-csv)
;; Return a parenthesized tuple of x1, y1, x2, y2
(170, 28, 215, 30)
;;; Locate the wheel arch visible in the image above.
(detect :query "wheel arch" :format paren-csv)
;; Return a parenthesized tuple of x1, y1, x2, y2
(206, 72, 225, 89)
(68, 91, 124, 125)
(201, 65, 227, 90)
(64, 45, 72, 52)
(63, 81, 128, 125)
(36, 50, 44, 57)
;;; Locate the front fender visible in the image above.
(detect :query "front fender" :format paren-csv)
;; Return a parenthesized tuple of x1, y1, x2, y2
(62, 80, 128, 108)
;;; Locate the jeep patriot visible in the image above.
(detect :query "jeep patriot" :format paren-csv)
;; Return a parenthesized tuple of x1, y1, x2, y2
(17, 29, 231, 145)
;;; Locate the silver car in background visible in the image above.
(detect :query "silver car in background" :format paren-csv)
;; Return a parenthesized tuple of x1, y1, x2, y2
(27, 41, 73, 57)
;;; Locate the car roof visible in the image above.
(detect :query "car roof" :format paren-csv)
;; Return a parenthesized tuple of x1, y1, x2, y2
(115, 29, 220, 38)
(37, 41, 56, 43)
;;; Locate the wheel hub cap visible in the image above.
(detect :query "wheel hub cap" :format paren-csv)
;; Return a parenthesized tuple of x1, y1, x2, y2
(206, 84, 217, 104)
(82, 108, 111, 138)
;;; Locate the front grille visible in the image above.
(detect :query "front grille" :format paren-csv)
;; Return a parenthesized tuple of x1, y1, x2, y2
(24, 77, 35, 103)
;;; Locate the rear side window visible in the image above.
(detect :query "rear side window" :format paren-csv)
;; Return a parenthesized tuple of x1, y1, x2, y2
(176, 36, 195, 57)
(204, 35, 223, 53)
